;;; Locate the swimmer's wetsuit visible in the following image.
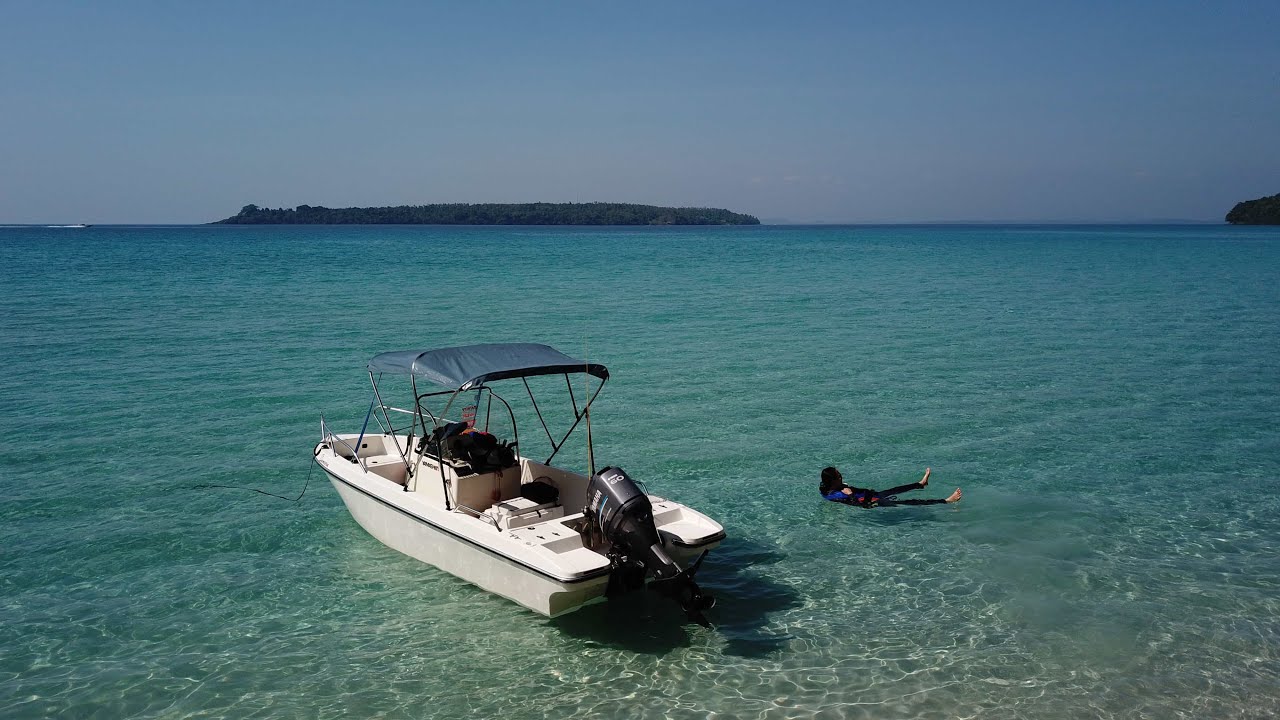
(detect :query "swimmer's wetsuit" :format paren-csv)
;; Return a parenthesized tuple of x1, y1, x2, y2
(820, 480, 946, 508)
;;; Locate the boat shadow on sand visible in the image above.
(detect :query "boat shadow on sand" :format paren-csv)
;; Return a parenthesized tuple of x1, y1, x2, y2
(550, 537, 800, 658)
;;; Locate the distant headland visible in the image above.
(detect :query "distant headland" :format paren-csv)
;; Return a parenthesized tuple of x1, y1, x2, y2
(1225, 193, 1280, 225)
(212, 203, 760, 226)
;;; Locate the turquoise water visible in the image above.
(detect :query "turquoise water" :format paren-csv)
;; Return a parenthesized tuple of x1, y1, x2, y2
(2, 224, 1278, 718)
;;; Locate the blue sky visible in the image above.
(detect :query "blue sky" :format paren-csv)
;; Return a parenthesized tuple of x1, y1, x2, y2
(2, 1, 1277, 223)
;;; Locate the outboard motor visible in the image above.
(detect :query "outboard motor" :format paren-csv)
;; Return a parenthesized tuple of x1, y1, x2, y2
(584, 466, 715, 625)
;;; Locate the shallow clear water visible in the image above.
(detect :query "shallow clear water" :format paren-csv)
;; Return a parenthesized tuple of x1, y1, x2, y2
(2, 224, 1278, 718)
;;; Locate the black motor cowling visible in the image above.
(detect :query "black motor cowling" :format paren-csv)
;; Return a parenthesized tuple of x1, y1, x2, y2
(584, 466, 715, 625)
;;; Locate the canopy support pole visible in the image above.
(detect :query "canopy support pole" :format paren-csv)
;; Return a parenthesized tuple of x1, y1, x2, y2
(544, 377, 607, 465)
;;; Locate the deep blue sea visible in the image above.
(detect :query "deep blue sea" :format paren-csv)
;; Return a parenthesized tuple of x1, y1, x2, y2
(2, 224, 1278, 719)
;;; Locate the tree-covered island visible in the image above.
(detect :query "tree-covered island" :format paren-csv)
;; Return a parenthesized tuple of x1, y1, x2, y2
(213, 202, 760, 225)
(1225, 193, 1280, 225)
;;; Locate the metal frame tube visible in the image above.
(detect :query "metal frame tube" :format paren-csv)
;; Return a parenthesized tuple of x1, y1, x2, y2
(544, 376, 607, 465)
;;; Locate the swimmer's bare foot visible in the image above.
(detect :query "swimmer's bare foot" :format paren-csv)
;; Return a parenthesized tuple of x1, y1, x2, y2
(945, 488, 962, 503)
(919, 467, 931, 488)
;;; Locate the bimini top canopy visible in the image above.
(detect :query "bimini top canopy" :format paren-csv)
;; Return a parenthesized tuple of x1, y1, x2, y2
(368, 343, 609, 391)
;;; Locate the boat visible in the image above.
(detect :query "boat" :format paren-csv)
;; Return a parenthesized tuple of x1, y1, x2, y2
(313, 343, 724, 623)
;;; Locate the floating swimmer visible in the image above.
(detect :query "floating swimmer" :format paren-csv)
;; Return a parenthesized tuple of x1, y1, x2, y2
(819, 466, 961, 508)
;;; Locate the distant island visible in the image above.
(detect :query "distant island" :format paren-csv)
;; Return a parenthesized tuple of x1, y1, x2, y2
(1225, 193, 1280, 225)
(212, 202, 760, 226)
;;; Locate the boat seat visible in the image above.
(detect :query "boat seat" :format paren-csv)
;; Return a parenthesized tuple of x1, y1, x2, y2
(491, 496, 565, 530)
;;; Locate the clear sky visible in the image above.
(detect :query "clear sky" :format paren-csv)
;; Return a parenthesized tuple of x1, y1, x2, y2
(2, 1, 1277, 224)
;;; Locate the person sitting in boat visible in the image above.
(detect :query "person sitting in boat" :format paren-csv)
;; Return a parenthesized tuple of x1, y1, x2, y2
(819, 466, 961, 508)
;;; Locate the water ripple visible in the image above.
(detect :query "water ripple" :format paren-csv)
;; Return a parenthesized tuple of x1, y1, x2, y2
(1, 224, 1279, 718)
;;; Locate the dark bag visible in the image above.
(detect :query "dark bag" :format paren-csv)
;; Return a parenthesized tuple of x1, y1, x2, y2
(520, 480, 559, 505)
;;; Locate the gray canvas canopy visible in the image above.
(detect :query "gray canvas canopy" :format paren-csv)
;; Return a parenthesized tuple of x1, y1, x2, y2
(368, 343, 609, 391)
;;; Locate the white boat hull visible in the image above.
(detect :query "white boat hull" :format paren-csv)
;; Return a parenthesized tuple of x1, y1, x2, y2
(318, 344, 725, 620)
(316, 427, 724, 619)
(326, 470, 609, 616)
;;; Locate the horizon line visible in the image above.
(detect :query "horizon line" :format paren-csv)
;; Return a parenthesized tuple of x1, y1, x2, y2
(0, 220, 1234, 227)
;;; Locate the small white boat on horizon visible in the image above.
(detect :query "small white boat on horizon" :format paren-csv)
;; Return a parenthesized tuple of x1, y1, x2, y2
(314, 343, 724, 623)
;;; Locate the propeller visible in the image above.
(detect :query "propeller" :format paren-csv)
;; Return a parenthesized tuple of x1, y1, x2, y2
(649, 551, 715, 626)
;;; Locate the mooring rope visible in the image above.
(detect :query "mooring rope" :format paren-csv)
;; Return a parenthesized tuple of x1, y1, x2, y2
(191, 445, 319, 502)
